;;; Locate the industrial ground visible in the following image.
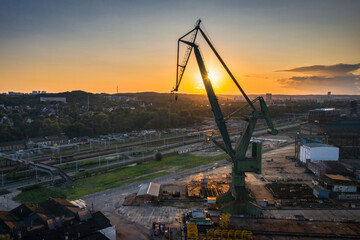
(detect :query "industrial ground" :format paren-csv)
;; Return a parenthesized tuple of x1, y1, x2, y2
(76, 138, 360, 239)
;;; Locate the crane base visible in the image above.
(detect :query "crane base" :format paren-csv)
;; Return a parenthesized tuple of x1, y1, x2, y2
(216, 191, 262, 216)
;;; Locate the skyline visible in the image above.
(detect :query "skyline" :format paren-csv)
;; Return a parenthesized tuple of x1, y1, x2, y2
(0, 0, 359, 95)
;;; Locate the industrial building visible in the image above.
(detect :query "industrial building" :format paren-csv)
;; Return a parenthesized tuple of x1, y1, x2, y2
(297, 108, 360, 159)
(313, 185, 329, 199)
(136, 182, 161, 203)
(322, 119, 360, 158)
(306, 160, 352, 177)
(307, 108, 341, 123)
(322, 174, 357, 193)
(40, 97, 66, 103)
(313, 174, 360, 201)
(299, 143, 339, 163)
(265, 93, 272, 102)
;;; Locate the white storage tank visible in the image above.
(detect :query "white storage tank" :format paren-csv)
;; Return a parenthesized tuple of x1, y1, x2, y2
(300, 143, 339, 163)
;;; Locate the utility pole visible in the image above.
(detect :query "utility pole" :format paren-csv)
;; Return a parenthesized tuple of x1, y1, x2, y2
(168, 103, 171, 127)
(1, 172, 4, 187)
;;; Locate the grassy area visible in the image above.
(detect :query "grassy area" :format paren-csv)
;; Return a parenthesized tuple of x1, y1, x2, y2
(0, 189, 10, 195)
(13, 153, 228, 203)
(13, 186, 66, 204)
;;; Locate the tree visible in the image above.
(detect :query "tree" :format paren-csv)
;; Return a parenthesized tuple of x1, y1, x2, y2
(155, 152, 163, 161)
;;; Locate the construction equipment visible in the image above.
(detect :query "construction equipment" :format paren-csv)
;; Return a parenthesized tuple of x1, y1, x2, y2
(172, 19, 278, 215)
(152, 222, 167, 237)
(185, 210, 213, 226)
(187, 222, 199, 240)
(219, 213, 231, 229)
(206, 229, 253, 240)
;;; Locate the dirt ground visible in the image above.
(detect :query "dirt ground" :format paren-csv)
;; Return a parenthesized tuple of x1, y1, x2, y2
(108, 213, 152, 240)
(226, 217, 360, 239)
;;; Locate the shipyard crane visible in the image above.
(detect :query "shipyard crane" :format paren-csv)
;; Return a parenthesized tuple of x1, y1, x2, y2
(172, 20, 278, 215)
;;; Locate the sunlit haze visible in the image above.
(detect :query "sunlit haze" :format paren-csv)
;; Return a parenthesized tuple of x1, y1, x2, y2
(1, 0, 359, 95)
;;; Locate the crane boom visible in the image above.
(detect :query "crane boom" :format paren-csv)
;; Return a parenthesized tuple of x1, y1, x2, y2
(181, 40, 234, 157)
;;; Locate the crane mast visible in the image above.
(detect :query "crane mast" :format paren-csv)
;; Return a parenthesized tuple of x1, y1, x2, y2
(173, 20, 278, 215)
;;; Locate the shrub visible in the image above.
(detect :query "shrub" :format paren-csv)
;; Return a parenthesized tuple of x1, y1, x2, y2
(155, 152, 163, 161)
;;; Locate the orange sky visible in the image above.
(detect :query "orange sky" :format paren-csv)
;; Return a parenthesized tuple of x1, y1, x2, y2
(0, 1, 359, 95)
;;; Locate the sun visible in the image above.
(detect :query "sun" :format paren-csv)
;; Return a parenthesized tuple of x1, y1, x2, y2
(207, 70, 220, 88)
(192, 69, 222, 92)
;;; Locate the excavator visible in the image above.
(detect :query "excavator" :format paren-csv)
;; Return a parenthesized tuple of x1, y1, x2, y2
(172, 19, 278, 215)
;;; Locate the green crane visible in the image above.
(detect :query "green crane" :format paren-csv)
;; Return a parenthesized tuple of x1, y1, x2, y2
(173, 20, 278, 215)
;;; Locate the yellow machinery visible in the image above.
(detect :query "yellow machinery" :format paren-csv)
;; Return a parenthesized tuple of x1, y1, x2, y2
(205, 229, 253, 240)
(219, 213, 231, 229)
(187, 222, 199, 240)
(187, 211, 252, 240)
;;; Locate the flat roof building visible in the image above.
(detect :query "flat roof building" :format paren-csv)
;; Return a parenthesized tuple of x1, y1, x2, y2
(300, 143, 339, 163)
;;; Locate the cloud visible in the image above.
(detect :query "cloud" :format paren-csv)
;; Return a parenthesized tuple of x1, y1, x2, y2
(277, 63, 360, 94)
(278, 74, 360, 93)
(278, 63, 360, 76)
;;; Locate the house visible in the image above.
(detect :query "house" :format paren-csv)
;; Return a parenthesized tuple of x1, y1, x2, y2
(27, 136, 68, 148)
(0, 116, 14, 126)
(0, 198, 115, 240)
(0, 140, 27, 152)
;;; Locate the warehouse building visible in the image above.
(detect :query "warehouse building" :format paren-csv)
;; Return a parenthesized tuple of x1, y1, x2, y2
(299, 143, 339, 163)
(136, 182, 161, 203)
(323, 174, 357, 193)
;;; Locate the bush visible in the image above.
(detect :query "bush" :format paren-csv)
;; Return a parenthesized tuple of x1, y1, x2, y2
(155, 152, 163, 161)
(19, 184, 41, 192)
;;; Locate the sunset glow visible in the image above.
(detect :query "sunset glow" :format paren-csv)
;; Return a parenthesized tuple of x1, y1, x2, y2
(0, 1, 359, 95)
